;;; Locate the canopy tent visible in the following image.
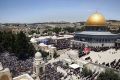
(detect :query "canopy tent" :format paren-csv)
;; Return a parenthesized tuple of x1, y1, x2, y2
(69, 64, 80, 69)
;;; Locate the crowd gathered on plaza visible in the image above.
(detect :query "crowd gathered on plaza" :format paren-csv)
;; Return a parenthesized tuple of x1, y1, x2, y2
(41, 63, 64, 80)
(0, 48, 120, 80)
(101, 59, 120, 71)
(82, 49, 120, 71)
(40, 61, 101, 80)
(0, 52, 33, 77)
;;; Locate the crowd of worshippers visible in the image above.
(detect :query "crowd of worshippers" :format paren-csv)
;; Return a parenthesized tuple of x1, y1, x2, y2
(91, 47, 111, 52)
(85, 56, 120, 71)
(54, 39, 71, 50)
(101, 59, 120, 71)
(80, 71, 99, 80)
(53, 61, 69, 69)
(40, 63, 64, 80)
(0, 52, 33, 77)
(40, 61, 100, 80)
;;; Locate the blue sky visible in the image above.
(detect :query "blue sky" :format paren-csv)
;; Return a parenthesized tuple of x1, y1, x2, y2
(0, 0, 120, 23)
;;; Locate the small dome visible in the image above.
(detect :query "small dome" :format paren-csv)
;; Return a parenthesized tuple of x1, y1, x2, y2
(35, 52, 42, 59)
(86, 12, 106, 27)
(30, 37, 37, 43)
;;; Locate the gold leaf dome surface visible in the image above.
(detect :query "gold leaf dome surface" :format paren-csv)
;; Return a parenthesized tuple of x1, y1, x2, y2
(86, 12, 106, 26)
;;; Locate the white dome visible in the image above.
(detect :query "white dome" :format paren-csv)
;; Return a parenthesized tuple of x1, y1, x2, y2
(30, 37, 37, 43)
(35, 52, 42, 59)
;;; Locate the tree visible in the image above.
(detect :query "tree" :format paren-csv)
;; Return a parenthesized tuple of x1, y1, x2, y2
(15, 31, 35, 60)
(78, 48, 86, 57)
(29, 30, 37, 35)
(81, 67, 93, 77)
(97, 69, 120, 80)
(0, 31, 35, 60)
(0, 31, 3, 52)
(0, 31, 15, 53)
(52, 27, 61, 34)
(63, 27, 75, 33)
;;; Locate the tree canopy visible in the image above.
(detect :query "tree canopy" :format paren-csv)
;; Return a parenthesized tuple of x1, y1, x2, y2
(97, 69, 120, 80)
(81, 67, 93, 77)
(0, 31, 35, 60)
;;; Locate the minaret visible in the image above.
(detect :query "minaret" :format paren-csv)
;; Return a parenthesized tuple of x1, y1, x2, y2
(49, 46, 57, 59)
(33, 52, 44, 80)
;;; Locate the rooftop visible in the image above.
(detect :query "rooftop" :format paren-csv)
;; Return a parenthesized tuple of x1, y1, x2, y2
(76, 31, 118, 36)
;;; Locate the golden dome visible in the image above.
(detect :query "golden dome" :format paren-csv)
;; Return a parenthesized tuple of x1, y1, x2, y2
(86, 12, 106, 26)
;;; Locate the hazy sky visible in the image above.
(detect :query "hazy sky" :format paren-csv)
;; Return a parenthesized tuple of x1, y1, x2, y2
(0, 0, 120, 23)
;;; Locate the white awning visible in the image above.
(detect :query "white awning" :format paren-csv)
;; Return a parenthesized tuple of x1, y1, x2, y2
(13, 74, 34, 80)
(69, 64, 80, 69)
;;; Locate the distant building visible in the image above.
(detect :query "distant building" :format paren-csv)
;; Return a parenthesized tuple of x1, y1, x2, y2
(30, 35, 73, 50)
(50, 35, 73, 49)
(107, 20, 120, 31)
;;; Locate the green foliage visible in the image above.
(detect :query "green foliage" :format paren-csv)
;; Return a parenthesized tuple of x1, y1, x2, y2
(52, 27, 62, 34)
(42, 26, 85, 35)
(63, 27, 75, 33)
(63, 26, 85, 33)
(0, 31, 35, 60)
(76, 28, 81, 31)
(15, 31, 35, 59)
(79, 49, 83, 54)
(97, 69, 120, 80)
(29, 30, 40, 35)
(80, 26, 86, 31)
(29, 30, 36, 34)
(81, 67, 93, 77)
(78, 49, 85, 57)
(0, 31, 15, 52)
(76, 26, 85, 32)
(42, 28, 53, 35)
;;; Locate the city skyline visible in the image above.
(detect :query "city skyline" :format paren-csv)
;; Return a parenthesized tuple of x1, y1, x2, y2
(0, 0, 120, 23)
